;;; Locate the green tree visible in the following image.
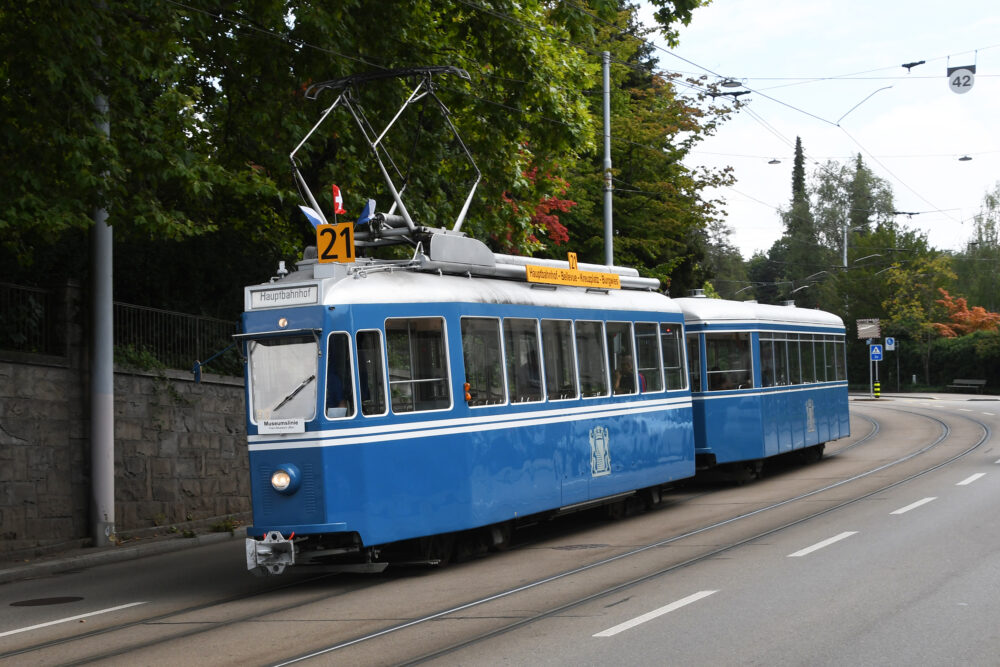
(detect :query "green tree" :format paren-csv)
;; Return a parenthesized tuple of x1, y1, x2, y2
(547, 1, 733, 294)
(954, 182, 1000, 312)
(881, 254, 956, 384)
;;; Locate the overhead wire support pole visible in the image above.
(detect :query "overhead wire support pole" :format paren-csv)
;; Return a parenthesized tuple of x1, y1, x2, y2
(602, 51, 613, 267)
(91, 3, 115, 548)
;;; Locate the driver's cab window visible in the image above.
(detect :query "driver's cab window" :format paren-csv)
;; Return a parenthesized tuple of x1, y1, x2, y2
(326, 332, 356, 419)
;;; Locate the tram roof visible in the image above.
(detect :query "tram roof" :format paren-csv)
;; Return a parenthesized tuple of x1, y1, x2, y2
(674, 297, 844, 330)
(248, 266, 683, 315)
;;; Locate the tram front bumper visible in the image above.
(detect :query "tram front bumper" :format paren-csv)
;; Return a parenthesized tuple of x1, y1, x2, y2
(246, 530, 295, 575)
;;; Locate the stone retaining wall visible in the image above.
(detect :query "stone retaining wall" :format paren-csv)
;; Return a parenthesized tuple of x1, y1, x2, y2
(0, 355, 250, 556)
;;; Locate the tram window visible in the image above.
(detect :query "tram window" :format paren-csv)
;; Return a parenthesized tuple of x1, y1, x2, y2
(761, 333, 788, 387)
(607, 321, 637, 395)
(836, 337, 847, 381)
(686, 334, 701, 392)
(248, 334, 318, 423)
(760, 339, 775, 387)
(772, 336, 788, 385)
(787, 333, 801, 384)
(635, 322, 664, 392)
(385, 317, 450, 413)
(356, 330, 387, 416)
(660, 325, 685, 391)
(800, 336, 816, 383)
(576, 320, 609, 398)
(460, 317, 505, 407)
(824, 337, 836, 382)
(504, 318, 543, 403)
(705, 332, 752, 391)
(541, 319, 578, 401)
(325, 333, 356, 419)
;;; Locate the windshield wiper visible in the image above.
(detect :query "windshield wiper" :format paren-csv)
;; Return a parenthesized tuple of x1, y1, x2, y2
(271, 374, 316, 412)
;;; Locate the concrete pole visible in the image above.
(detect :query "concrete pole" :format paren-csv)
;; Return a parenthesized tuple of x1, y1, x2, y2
(91, 83, 115, 543)
(602, 51, 613, 267)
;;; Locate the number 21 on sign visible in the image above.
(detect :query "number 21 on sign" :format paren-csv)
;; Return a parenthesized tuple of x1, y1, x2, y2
(316, 222, 355, 263)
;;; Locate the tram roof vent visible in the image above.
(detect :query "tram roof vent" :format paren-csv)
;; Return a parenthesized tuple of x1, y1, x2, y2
(687, 289, 707, 298)
(782, 300, 797, 307)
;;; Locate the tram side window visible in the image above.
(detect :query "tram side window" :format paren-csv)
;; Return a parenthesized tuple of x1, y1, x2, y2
(705, 332, 752, 391)
(325, 333, 356, 419)
(836, 337, 847, 381)
(356, 330, 387, 416)
(607, 321, 637, 395)
(824, 336, 836, 382)
(541, 319, 578, 401)
(248, 335, 319, 423)
(636, 322, 664, 392)
(760, 338, 774, 387)
(800, 336, 816, 383)
(386, 317, 450, 413)
(576, 320, 609, 397)
(686, 334, 701, 392)
(461, 317, 505, 407)
(660, 325, 685, 391)
(761, 334, 789, 387)
(787, 333, 801, 384)
(504, 318, 543, 403)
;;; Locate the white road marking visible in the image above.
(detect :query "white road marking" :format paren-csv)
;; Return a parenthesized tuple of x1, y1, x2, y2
(957, 473, 986, 486)
(0, 601, 147, 638)
(787, 531, 858, 558)
(959, 408, 973, 412)
(593, 590, 717, 637)
(891, 497, 937, 515)
(983, 412, 995, 416)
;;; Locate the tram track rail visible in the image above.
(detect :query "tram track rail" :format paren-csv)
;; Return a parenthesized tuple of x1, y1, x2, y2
(2, 404, 988, 666)
(275, 404, 989, 666)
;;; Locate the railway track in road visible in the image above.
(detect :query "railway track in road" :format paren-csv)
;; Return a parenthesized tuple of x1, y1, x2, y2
(1, 402, 990, 666)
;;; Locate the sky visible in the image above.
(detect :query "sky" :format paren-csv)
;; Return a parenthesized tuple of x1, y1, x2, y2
(637, 0, 1000, 259)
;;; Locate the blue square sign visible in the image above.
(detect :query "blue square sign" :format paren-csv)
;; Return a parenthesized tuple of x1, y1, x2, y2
(870, 344, 883, 361)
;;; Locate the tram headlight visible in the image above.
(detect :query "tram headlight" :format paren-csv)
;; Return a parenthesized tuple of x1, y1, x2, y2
(270, 464, 301, 495)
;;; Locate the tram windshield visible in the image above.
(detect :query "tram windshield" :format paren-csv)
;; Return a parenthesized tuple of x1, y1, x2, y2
(248, 335, 319, 422)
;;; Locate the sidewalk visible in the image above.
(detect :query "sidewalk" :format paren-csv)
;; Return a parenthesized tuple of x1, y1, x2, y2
(0, 528, 246, 585)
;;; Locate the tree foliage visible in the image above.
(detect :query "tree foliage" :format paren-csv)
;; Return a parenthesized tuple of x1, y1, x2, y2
(2, 0, 728, 316)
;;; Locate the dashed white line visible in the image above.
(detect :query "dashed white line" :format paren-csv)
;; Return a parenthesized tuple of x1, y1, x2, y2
(957, 472, 986, 486)
(0, 601, 147, 638)
(787, 531, 858, 558)
(890, 497, 937, 515)
(593, 590, 718, 637)
(959, 408, 973, 412)
(983, 412, 995, 416)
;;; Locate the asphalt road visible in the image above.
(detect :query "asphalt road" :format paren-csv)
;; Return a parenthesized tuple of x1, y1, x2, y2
(1, 394, 997, 666)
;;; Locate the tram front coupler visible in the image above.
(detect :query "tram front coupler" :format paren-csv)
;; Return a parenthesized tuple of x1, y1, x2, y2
(246, 530, 296, 575)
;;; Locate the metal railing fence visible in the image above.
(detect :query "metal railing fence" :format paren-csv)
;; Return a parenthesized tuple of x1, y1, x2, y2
(113, 302, 240, 374)
(1, 283, 241, 374)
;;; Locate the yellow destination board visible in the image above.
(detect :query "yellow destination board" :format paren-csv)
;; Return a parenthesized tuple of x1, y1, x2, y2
(525, 264, 621, 289)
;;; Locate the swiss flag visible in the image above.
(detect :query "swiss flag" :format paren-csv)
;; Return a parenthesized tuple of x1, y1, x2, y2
(331, 184, 346, 215)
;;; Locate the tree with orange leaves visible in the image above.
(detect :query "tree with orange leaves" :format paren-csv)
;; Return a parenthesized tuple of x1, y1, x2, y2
(933, 289, 1000, 337)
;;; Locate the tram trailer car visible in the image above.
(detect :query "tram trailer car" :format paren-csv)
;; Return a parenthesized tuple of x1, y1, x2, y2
(242, 238, 696, 574)
(676, 295, 850, 478)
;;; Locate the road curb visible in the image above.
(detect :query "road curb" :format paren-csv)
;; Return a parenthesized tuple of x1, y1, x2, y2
(0, 529, 246, 585)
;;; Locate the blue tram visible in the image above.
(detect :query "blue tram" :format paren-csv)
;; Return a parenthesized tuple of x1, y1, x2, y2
(242, 241, 695, 573)
(240, 66, 849, 573)
(676, 294, 850, 477)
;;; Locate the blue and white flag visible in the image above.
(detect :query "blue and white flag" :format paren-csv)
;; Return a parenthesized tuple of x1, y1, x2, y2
(299, 205, 325, 229)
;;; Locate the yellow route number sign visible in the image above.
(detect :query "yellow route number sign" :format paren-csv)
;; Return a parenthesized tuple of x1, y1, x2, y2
(316, 222, 355, 264)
